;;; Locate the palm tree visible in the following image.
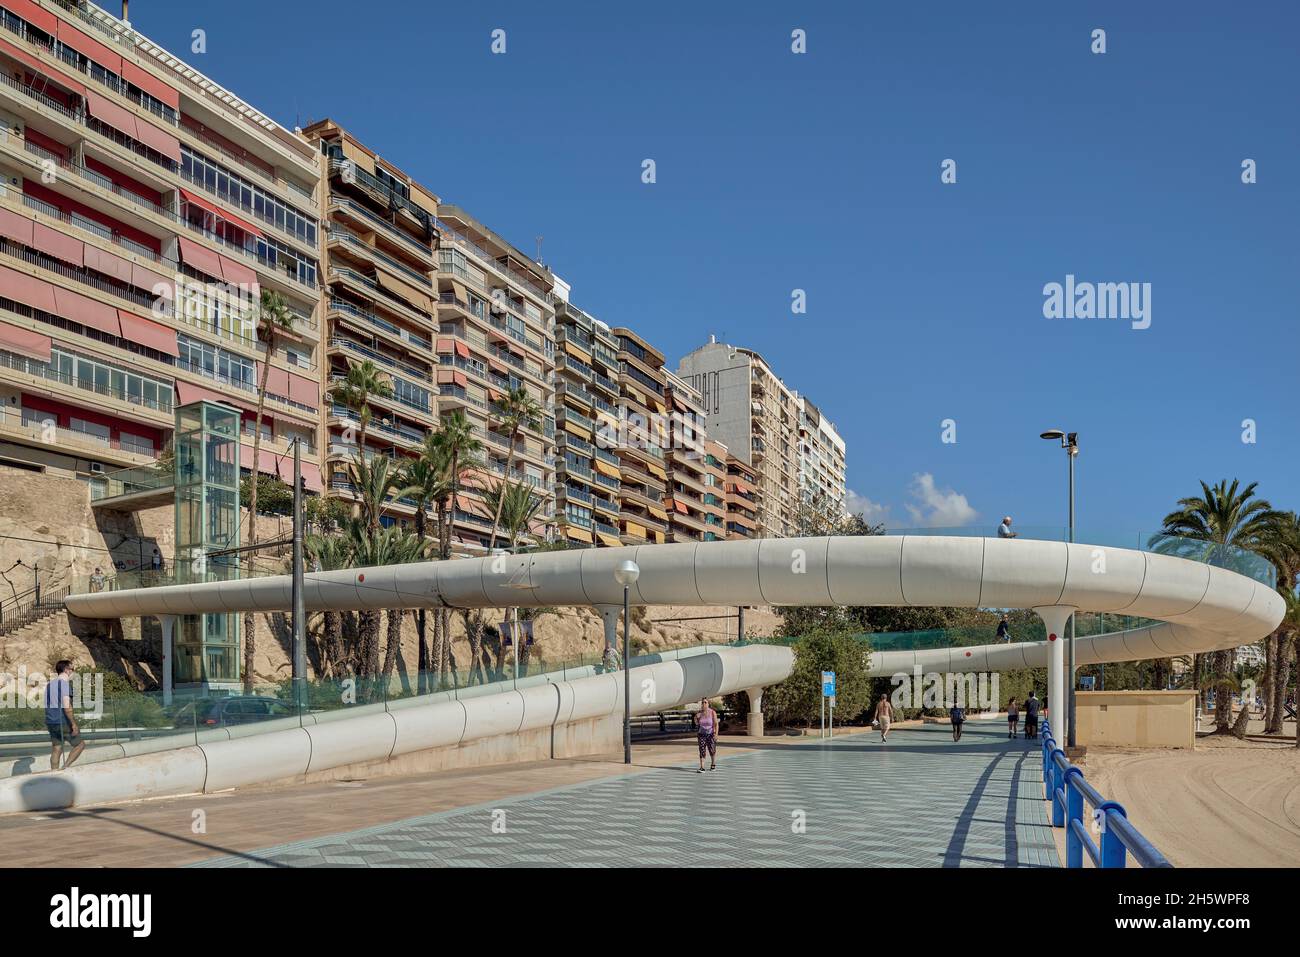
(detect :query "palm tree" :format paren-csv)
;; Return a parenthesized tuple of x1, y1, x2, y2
(342, 449, 404, 686)
(429, 411, 482, 687)
(331, 359, 393, 465)
(481, 478, 547, 678)
(241, 289, 296, 693)
(304, 531, 354, 680)
(395, 437, 452, 692)
(1258, 512, 1300, 733)
(487, 386, 542, 551)
(1158, 480, 1280, 732)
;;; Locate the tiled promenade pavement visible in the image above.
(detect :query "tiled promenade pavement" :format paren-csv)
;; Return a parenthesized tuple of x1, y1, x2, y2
(193, 722, 1058, 868)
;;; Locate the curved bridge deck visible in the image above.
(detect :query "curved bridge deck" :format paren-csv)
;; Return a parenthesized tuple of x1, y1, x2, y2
(187, 722, 1056, 869)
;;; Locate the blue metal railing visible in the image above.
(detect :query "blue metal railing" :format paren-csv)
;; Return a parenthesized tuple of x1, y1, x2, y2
(1041, 719, 1172, 868)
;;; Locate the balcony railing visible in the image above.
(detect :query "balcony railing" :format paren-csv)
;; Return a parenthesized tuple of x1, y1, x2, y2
(330, 297, 431, 349)
(0, 347, 172, 413)
(328, 337, 433, 384)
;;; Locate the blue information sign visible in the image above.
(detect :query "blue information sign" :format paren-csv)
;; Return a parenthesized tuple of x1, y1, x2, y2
(821, 671, 836, 697)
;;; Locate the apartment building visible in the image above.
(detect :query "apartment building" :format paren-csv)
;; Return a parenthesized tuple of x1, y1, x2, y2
(553, 296, 622, 547)
(698, 437, 729, 542)
(610, 325, 671, 545)
(0, 0, 324, 490)
(797, 396, 847, 512)
(303, 121, 439, 518)
(663, 371, 721, 543)
(723, 452, 759, 540)
(433, 204, 557, 550)
(676, 338, 800, 537)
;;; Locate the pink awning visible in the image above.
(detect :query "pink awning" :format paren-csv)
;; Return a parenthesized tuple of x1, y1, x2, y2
(7, 0, 58, 36)
(132, 262, 173, 299)
(83, 90, 138, 140)
(117, 310, 178, 357)
(299, 461, 322, 494)
(82, 244, 133, 284)
(217, 254, 258, 293)
(57, 21, 122, 75)
(121, 61, 179, 111)
(0, 205, 34, 245)
(0, 263, 56, 312)
(132, 119, 181, 164)
(0, 37, 84, 97)
(53, 287, 119, 336)
(256, 361, 290, 397)
(176, 236, 222, 281)
(288, 372, 318, 407)
(175, 380, 250, 413)
(30, 223, 83, 267)
(0, 319, 51, 362)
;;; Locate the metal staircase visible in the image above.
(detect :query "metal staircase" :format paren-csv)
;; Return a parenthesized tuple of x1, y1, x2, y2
(0, 585, 70, 639)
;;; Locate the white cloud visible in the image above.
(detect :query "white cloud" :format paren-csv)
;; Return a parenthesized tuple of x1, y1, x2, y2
(846, 489, 890, 525)
(903, 473, 978, 527)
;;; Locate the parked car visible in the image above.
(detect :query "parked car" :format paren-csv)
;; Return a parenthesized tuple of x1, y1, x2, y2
(170, 696, 297, 730)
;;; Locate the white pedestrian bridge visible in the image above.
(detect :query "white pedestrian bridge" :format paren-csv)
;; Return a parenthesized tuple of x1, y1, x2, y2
(0, 533, 1280, 813)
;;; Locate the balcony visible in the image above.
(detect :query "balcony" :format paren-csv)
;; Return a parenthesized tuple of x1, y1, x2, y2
(328, 337, 433, 384)
(329, 298, 431, 350)
(330, 197, 434, 264)
(328, 404, 426, 445)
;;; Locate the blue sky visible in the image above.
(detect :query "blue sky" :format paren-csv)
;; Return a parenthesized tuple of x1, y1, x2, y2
(135, 0, 1298, 532)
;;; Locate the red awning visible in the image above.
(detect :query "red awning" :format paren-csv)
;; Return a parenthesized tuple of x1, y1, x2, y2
(175, 236, 223, 281)
(217, 254, 258, 293)
(299, 461, 322, 493)
(175, 380, 249, 413)
(132, 262, 173, 299)
(453, 340, 470, 359)
(0, 37, 85, 96)
(121, 60, 179, 111)
(7, 0, 59, 36)
(83, 89, 138, 140)
(82, 244, 132, 283)
(0, 205, 34, 245)
(117, 310, 178, 357)
(56, 21, 122, 75)
(288, 372, 318, 408)
(673, 500, 689, 515)
(0, 319, 51, 362)
(179, 189, 263, 239)
(239, 442, 288, 479)
(435, 338, 454, 353)
(0, 263, 56, 312)
(132, 119, 181, 164)
(53, 287, 119, 336)
(257, 361, 290, 397)
(436, 369, 455, 384)
(453, 371, 468, 388)
(30, 223, 83, 267)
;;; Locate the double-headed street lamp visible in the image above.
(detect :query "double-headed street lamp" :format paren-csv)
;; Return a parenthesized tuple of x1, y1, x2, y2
(614, 559, 640, 764)
(1040, 429, 1079, 747)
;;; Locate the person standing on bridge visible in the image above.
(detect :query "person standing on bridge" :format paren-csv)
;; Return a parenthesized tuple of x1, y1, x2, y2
(1024, 691, 1040, 739)
(696, 697, 718, 772)
(996, 614, 1011, 642)
(874, 695, 893, 742)
(998, 517, 1017, 539)
(949, 700, 965, 742)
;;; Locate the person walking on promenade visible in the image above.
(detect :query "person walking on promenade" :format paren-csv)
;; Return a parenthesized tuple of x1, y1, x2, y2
(45, 660, 85, 771)
(874, 694, 893, 742)
(998, 516, 1017, 539)
(696, 697, 718, 773)
(1007, 697, 1020, 738)
(950, 700, 965, 742)
(1024, 691, 1040, 739)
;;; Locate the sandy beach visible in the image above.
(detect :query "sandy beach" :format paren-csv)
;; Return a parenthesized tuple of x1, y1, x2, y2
(1084, 722, 1300, 868)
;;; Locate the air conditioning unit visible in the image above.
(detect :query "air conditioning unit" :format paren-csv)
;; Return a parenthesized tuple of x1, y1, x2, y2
(88, 462, 105, 474)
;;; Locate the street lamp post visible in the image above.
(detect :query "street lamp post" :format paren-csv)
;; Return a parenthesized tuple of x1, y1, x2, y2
(614, 559, 640, 765)
(1040, 429, 1079, 747)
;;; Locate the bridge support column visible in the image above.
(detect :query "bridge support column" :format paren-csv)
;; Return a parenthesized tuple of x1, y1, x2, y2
(593, 605, 621, 666)
(1033, 605, 1075, 742)
(745, 686, 765, 737)
(158, 614, 176, 706)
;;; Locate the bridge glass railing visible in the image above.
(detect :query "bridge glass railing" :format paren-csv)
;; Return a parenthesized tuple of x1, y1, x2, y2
(0, 641, 755, 775)
(879, 525, 1276, 588)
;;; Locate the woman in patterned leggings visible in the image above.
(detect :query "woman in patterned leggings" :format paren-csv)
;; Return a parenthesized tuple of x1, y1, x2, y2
(696, 697, 718, 772)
